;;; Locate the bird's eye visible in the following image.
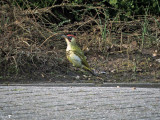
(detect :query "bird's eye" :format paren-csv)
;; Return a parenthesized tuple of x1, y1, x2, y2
(67, 36, 72, 40)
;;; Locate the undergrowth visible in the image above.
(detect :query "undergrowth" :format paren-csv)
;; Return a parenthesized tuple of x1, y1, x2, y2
(0, 0, 160, 81)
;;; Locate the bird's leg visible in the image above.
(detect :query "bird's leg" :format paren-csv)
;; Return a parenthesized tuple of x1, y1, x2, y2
(72, 65, 80, 73)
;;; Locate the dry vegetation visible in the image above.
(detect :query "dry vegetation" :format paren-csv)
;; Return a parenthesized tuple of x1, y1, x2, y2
(0, 1, 160, 83)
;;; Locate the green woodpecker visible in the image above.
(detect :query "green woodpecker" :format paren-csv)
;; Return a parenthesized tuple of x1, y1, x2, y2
(62, 34, 95, 75)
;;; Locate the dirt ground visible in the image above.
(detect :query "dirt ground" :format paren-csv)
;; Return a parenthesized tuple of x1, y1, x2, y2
(1, 47, 160, 84)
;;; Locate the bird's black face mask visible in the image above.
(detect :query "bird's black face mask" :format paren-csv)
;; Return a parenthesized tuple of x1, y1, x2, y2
(67, 36, 72, 42)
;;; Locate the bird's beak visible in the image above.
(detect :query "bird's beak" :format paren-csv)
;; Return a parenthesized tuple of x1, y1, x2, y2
(62, 35, 70, 43)
(61, 35, 67, 38)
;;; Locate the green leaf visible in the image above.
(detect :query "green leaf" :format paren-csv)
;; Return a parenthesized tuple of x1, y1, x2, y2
(109, 0, 117, 5)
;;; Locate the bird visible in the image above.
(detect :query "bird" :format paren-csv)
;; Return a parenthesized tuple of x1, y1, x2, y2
(62, 34, 95, 75)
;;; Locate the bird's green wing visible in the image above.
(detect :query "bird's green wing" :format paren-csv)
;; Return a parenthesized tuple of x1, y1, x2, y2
(72, 49, 90, 67)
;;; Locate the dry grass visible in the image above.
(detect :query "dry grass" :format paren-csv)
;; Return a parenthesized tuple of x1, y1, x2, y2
(0, 1, 68, 78)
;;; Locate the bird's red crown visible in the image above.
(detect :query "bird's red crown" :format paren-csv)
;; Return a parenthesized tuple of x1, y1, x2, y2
(67, 34, 75, 38)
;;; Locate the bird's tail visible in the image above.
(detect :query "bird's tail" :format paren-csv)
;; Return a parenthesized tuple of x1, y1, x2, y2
(83, 66, 96, 76)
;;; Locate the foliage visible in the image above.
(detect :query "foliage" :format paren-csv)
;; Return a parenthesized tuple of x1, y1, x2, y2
(107, 0, 160, 16)
(9, 0, 160, 21)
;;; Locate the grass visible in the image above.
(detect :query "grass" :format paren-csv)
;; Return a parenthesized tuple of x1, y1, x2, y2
(0, 1, 160, 82)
